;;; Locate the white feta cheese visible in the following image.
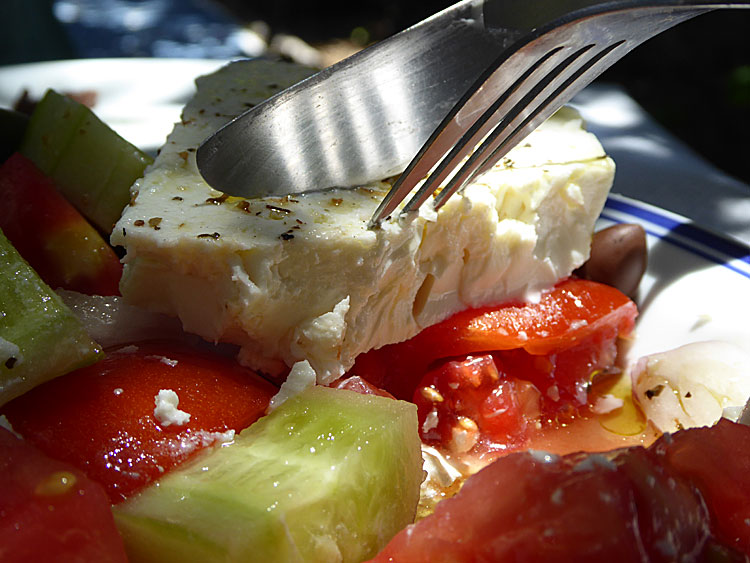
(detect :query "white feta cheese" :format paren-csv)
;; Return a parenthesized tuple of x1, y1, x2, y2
(153, 389, 191, 427)
(112, 60, 614, 383)
(267, 360, 317, 412)
(632, 341, 750, 432)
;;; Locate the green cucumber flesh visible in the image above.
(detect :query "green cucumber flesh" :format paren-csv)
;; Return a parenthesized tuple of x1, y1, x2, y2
(20, 90, 152, 233)
(114, 385, 423, 563)
(0, 228, 102, 406)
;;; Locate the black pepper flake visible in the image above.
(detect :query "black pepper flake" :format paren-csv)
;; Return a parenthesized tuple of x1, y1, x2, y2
(266, 204, 291, 214)
(645, 384, 664, 400)
(280, 232, 294, 240)
(685, 392, 692, 398)
(187, 147, 196, 152)
(5, 357, 17, 369)
(172, 196, 184, 201)
(134, 219, 145, 227)
(206, 194, 229, 205)
(197, 232, 221, 240)
(122, 227, 126, 237)
(148, 217, 163, 230)
(295, 219, 304, 225)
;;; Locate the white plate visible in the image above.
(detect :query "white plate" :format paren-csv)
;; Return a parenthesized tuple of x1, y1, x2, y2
(0, 58, 229, 152)
(600, 193, 750, 365)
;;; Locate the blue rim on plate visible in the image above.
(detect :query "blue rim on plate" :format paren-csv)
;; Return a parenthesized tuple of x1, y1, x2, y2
(603, 194, 750, 280)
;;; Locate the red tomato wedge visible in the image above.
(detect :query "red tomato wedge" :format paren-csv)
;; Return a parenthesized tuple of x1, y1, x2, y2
(0, 152, 122, 296)
(370, 420, 750, 563)
(0, 427, 127, 562)
(661, 419, 750, 555)
(352, 278, 637, 409)
(1, 341, 277, 504)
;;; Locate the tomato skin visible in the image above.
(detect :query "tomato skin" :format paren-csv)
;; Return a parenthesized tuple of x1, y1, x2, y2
(372, 421, 750, 563)
(0, 427, 127, 562)
(353, 278, 636, 411)
(0, 152, 122, 296)
(657, 419, 750, 555)
(370, 440, 710, 563)
(1, 341, 277, 504)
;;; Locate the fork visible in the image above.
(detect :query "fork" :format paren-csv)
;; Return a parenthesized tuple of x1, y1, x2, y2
(369, 0, 750, 226)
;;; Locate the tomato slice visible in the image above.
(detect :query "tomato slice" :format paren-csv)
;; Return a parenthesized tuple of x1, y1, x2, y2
(0, 427, 127, 562)
(1, 341, 277, 503)
(372, 421, 750, 562)
(353, 278, 637, 409)
(371, 436, 715, 562)
(659, 419, 750, 555)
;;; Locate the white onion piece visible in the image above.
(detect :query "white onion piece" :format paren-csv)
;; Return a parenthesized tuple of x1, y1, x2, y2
(631, 341, 750, 433)
(56, 289, 235, 354)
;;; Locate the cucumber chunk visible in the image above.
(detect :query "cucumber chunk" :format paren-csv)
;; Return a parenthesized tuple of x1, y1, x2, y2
(114, 386, 423, 563)
(20, 90, 152, 233)
(0, 228, 102, 406)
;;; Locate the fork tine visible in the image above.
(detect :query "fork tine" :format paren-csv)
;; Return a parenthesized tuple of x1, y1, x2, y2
(401, 43, 601, 216)
(396, 46, 571, 216)
(368, 45, 571, 227)
(432, 39, 628, 211)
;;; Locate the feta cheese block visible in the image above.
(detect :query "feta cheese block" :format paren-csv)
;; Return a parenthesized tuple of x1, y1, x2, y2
(112, 59, 615, 383)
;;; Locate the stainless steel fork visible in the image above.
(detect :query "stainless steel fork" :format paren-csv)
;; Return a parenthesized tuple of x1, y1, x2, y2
(369, 0, 749, 225)
(196, 0, 749, 226)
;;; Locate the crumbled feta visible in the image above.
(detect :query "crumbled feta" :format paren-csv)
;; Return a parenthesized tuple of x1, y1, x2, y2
(267, 360, 317, 412)
(147, 355, 179, 367)
(153, 389, 191, 427)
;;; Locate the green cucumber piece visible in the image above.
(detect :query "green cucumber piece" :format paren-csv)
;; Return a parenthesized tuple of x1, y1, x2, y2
(114, 386, 423, 563)
(19, 90, 152, 233)
(0, 228, 102, 406)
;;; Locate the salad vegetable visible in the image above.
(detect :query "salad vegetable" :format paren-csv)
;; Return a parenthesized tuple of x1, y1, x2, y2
(19, 89, 152, 233)
(0, 152, 122, 295)
(113, 385, 423, 563)
(0, 227, 101, 405)
(2, 341, 278, 503)
(0, 427, 127, 562)
(369, 419, 750, 562)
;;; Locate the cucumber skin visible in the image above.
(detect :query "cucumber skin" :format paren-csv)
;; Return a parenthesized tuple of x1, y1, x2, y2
(20, 90, 152, 233)
(114, 386, 423, 563)
(0, 228, 102, 405)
